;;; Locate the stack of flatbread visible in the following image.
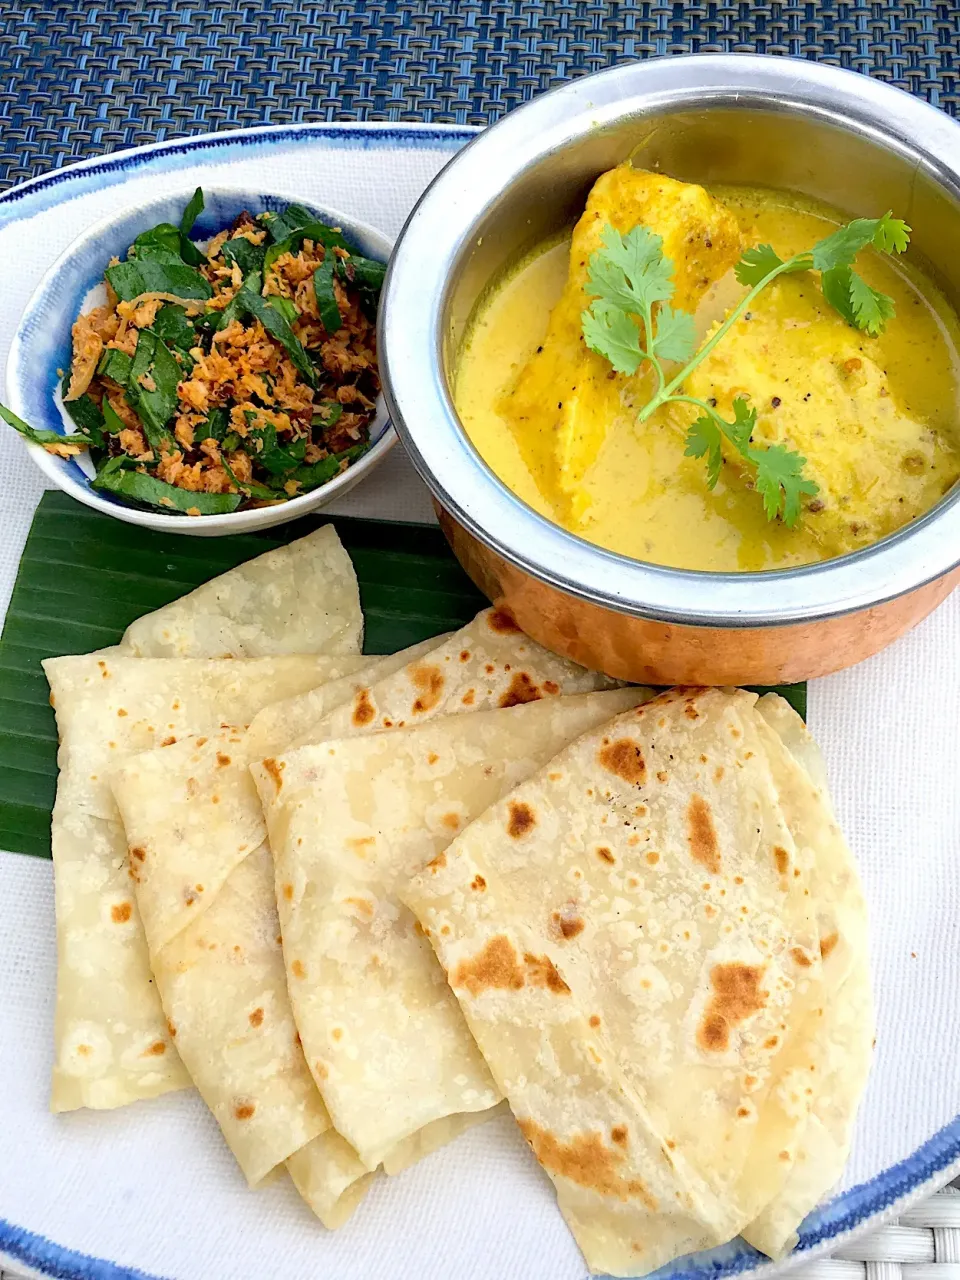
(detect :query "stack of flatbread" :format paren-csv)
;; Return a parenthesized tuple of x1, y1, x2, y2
(43, 525, 872, 1273)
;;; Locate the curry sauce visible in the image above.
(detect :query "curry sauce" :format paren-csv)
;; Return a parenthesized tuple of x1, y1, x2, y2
(455, 176, 960, 571)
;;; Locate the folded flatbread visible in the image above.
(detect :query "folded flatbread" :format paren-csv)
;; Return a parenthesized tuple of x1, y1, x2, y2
(740, 695, 872, 1257)
(45, 651, 367, 1112)
(403, 687, 870, 1276)
(110, 739, 372, 1228)
(306, 606, 620, 743)
(252, 688, 648, 1173)
(119, 525, 362, 658)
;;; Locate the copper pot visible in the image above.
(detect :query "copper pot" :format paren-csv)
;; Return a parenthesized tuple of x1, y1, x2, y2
(380, 55, 960, 685)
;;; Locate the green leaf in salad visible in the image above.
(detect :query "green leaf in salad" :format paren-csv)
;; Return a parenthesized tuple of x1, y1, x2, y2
(265, 295, 300, 326)
(291, 442, 369, 492)
(222, 236, 266, 277)
(221, 430, 242, 453)
(59, 373, 106, 445)
(101, 398, 127, 436)
(132, 225, 183, 258)
(228, 284, 317, 388)
(199, 406, 230, 443)
(214, 270, 261, 332)
(241, 418, 308, 475)
(96, 347, 134, 386)
(0, 401, 94, 450)
(338, 253, 387, 295)
(313, 257, 341, 334)
(263, 220, 350, 274)
(93, 460, 242, 513)
(220, 454, 281, 501)
(151, 304, 197, 353)
(180, 187, 204, 238)
(106, 256, 212, 303)
(312, 401, 343, 430)
(125, 330, 181, 451)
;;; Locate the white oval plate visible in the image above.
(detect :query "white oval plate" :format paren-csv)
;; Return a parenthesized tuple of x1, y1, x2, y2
(0, 121, 958, 1280)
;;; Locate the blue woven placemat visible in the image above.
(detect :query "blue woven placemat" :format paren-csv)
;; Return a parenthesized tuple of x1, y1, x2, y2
(0, 1, 958, 187)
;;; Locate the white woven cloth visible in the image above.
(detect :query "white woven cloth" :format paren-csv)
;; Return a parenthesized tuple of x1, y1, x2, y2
(0, 126, 958, 1280)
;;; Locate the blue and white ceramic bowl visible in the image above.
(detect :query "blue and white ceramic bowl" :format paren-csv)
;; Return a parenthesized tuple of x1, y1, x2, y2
(5, 187, 396, 535)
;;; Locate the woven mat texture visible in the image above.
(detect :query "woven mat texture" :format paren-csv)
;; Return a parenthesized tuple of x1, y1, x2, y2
(1, 1, 960, 186)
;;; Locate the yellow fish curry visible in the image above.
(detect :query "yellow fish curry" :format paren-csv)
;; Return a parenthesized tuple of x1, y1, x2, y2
(455, 166, 960, 571)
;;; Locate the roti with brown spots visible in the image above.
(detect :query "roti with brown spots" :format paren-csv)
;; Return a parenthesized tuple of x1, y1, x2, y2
(403, 687, 871, 1277)
(250, 686, 649, 1174)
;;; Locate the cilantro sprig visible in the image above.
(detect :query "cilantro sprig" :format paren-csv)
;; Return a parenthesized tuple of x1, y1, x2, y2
(581, 211, 910, 525)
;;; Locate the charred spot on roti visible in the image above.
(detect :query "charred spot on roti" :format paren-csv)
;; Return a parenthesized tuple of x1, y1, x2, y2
(790, 947, 813, 968)
(598, 738, 646, 787)
(646, 851, 660, 866)
(291, 959, 306, 979)
(216, 752, 231, 767)
(686, 794, 721, 875)
(262, 758, 285, 791)
(427, 752, 439, 765)
(764, 1035, 780, 1050)
(352, 688, 376, 727)
(117, 707, 128, 717)
(507, 800, 536, 838)
(488, 607, 521, 634)
(459, 650, 471, 662)
(470, 875, 486, 891)
(596, 846, 615, 865)
(161, 735, 177, 747)
(452, 936, 525, 995)
(697, 963, 769, 1053)
(589, 1015, 601, 1027)
(234, 1101, 256, 1121)
(820, 931, 840, 959)
(611, 1125, 628, 1146)
(248, 1008, 264, 1027)
(332, 1028, 343, 1041)
(111, 902, 132, 923)
(685, 703, 700, 720)
(130, 845, 146, 863)
(426, 851, 447, 873)
(441, 812, 460, 830)
(543, 680, 560, 695)
(462, 689, 476, 706)
(524, 952, 571, 993)
(550, 906, 585, 940)
(282, 883, 294, 901)
(143, 1041, 166, 1056)
(773, 845, 790, 875)
(166, 1020, 177, 1039)
(499, 671, 542, 708)
(517, 1119, 657, 1209)
(656, 770, 669, 783)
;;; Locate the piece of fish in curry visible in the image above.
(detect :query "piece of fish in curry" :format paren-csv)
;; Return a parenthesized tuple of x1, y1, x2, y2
(498, 165, 743, 518)
(686, 275, 960, 558)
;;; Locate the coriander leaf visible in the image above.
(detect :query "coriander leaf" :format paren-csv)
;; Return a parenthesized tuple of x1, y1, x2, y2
(602, 224, 674, 306)
(102, 398, 127, 435)
(60, 372, 106, 444)
(0, 401, 93, 449)
(727, 397, 757, 452)
(582, 299, 644, 375)
(811, 212, 910, 273)
(97, 347, 134, 385)
(684, 415, 723, 488)
(94, 464, 241, 514)
(819, 265, 858, 327)
(750, 442, 819, 527)
(222, 235, 266, 276)
(872, 212, 911, 255)
(180, 187, 204, 237)
(126, 330, 181, 450)
(313, 258, 342, 335)
(847, 271, 896, 336)
(650, 305, 697, 364)
(106, 257, 213, 303)
(734, 244, 786, 286)
(152, 304, 197, 352)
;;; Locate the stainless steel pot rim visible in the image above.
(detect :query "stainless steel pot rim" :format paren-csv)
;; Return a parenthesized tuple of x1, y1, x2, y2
(380, 54, 960, 629)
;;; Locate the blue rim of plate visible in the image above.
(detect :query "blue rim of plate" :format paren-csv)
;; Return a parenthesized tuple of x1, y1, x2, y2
(1, 118, 958, 1280)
